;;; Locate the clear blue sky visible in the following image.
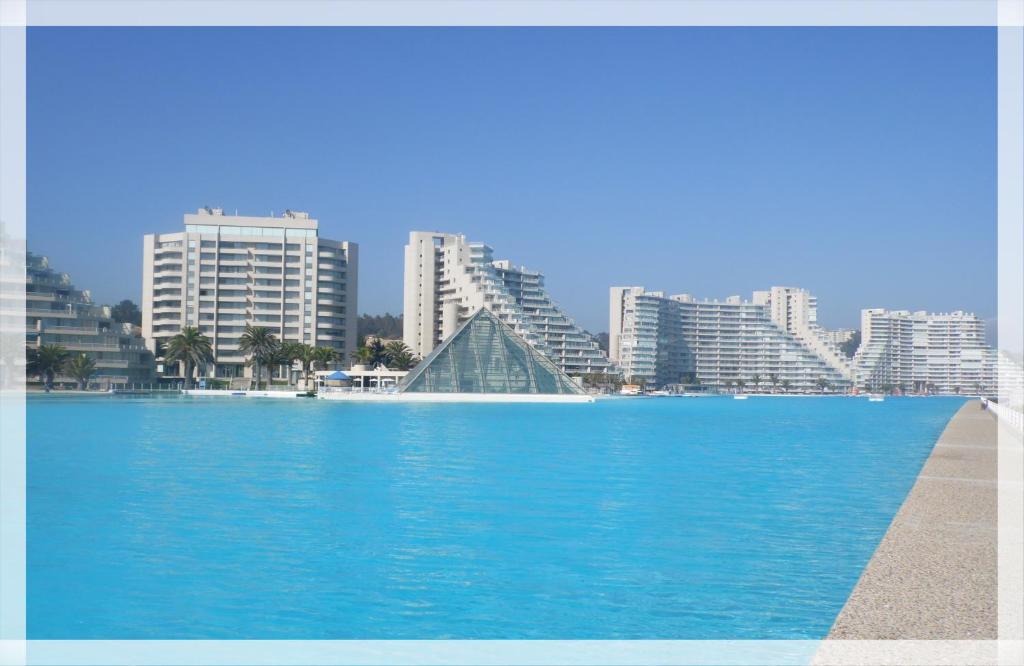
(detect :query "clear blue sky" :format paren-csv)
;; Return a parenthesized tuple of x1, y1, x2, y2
(28, 27, 996, 335)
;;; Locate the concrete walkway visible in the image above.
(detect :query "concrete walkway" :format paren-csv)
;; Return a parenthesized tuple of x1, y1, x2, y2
(825, 399, 997, 639)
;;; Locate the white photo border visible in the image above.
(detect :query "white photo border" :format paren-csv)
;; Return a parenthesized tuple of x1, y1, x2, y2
(1, 2, 1022, 665)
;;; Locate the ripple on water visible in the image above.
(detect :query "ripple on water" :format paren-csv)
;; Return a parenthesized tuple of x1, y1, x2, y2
(27, 395, 965, 639)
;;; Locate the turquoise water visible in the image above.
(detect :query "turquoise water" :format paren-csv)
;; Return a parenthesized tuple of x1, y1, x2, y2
(27, 395, 965, 639)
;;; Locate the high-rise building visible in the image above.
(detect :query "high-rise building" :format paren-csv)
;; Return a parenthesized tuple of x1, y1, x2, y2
(26, 252, 155, 385)
(754, 286, 853, 380)
(853, 308, 996, 394)
(142, 208, 357, 380)
(609, 286, 850, 391)
(403, 231, 611, 377)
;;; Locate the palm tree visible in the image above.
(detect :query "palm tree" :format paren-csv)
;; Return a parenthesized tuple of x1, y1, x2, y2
(816, 376, 830, 393)
(278, 342, 308, 385)
(768, 373, 779, 394)
(350, 345, 374, 365)
(33, 344, 69, 390)
(164, 327, 214, 389)
(312, 345, 338, 371)
(384, 341, 418, 370)
(367, 338, 388, 367)
(238, 326, 279, 390)
(751, 374, 762, 392)
(310, 346, 339, 387)
(291, 344, 317, 389)
(388, 349, 419, 371)
(384, 340, 410, 362)
(780, 379, 792, 393)
(276, 343, 307, 384)
(65, 353, 97, 390)
(735, 378, 746, 394)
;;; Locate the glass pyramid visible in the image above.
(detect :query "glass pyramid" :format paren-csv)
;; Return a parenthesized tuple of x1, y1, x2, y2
(399, 308, 586, 395)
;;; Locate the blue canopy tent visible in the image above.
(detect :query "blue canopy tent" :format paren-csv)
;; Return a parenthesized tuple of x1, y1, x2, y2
(324, 371, 351, 381)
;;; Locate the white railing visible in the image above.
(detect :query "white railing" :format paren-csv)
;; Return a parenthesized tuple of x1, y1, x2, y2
(982, 398, 1024, 431)
(319, 386, 398, 395)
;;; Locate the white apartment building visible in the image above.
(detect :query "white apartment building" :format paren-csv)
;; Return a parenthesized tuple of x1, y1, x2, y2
(25, 252, 155, 385)
(822, 328, 857, 348)
(142, 208, 357, 380)
(754, 286, 853, 380)
(609, 286, 850, 391)
(853, 308, 996, 394)
(404, 231, 611, 377)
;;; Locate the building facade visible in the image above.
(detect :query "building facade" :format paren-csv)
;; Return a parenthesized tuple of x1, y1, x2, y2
(853, 308, 996, 394)
(755, 286, 853, 380)
(822, 328, 857, 349)
(26, 252, 155, 385)
(142, 208, 357, 379)
(403, 231, 611, 377)
(609, 286, 850, 392)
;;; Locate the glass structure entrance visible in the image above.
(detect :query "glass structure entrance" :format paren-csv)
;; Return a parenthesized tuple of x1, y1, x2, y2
(399, 308, 585, 395)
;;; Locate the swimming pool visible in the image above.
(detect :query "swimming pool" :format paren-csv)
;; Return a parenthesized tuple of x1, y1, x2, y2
(27, 395, 965, 639)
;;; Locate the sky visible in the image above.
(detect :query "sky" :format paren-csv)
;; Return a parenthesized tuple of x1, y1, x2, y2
(27, 27, 996, 336)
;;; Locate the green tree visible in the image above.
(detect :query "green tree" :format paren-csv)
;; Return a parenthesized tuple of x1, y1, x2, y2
(312, 346, 339, 372)
(357, 313, 403, 339)
(350, 345, 373, 365)
(751, 374, 762, 391)
(164, 326, 214, 389)
(769, 373, 779, 393)
(839, 330, 862, 358)
(278, 342, 308, 385)
(367, 338, 388, 367)
(65, 353, 97, 390)
(384, 340, 409, 360)
(239, 326, 279, 390)
(735, 378, 746, 393)
(389, 350, 419, 371)
(384, 341, 419, 370)
(109, 299, 142, 326)
(351, 338, 389, 367)
(816, 377, 830, 393)
(780, 379, 792, 393)
(290, 344, 318, 388)
(32, 344, 69, 390)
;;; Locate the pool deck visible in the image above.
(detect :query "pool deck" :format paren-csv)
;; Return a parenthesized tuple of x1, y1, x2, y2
(824, 399, 997, 640)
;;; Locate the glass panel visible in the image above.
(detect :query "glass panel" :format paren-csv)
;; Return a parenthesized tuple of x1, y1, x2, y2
(501, 334, 536, 393)
(400, 308, 584, 395)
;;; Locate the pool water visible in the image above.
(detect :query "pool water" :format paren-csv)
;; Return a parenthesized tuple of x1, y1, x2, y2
(27, 395, 965, 639)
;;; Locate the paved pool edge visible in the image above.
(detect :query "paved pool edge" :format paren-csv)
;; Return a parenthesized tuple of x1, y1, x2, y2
(824, 399, 997, 640)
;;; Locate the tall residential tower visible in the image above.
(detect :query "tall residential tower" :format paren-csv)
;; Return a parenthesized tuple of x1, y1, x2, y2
(142, 208, 357, 380)
(403, 231, 611, 377)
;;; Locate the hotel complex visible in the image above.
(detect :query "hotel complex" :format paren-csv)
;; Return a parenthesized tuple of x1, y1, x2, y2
(25, 252, 155, 385)
(403, 231, 611, 377)
(853, 308, 997, 394)
(17, 205, 1009, 397)
(142, 208, 357, 380)
(609, 286, 851, 391)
